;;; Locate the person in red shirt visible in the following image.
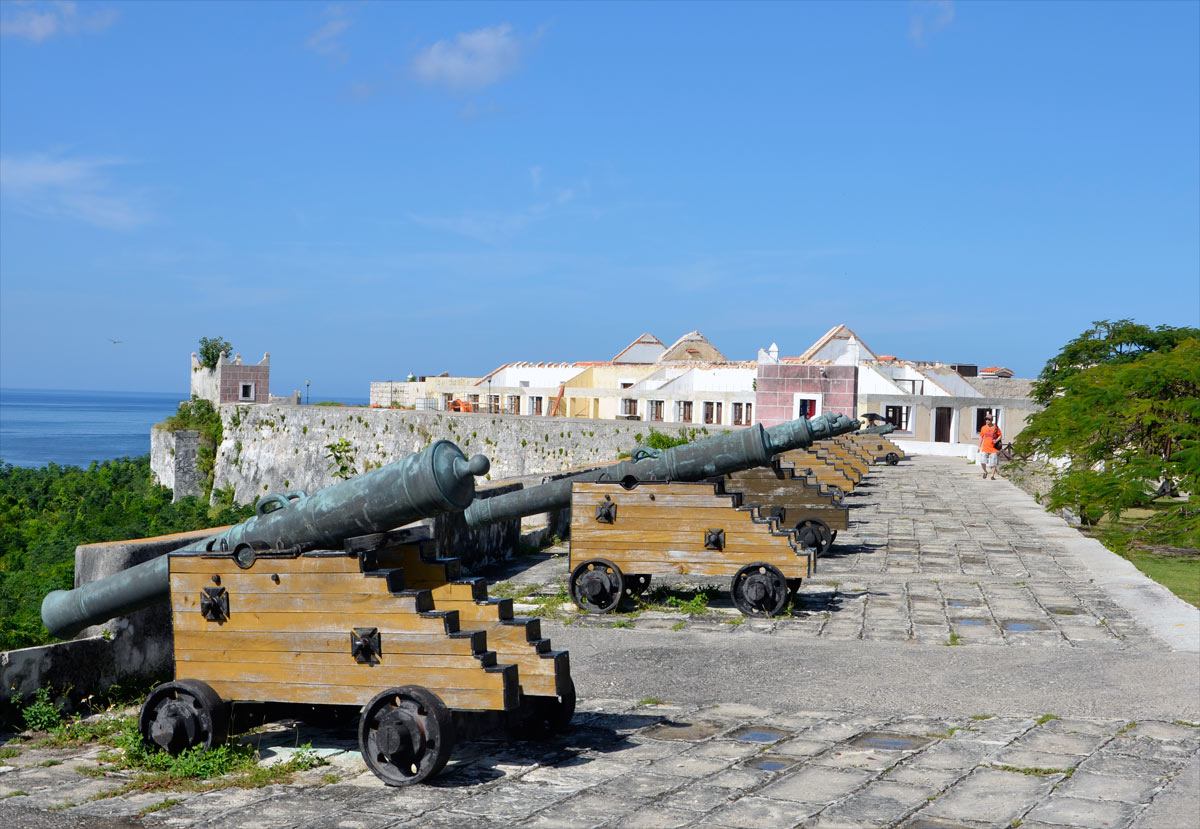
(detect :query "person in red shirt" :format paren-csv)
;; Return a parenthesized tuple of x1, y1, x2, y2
(978, 414, 1002, 480)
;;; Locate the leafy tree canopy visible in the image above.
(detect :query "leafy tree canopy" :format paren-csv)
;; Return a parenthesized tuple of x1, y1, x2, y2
(1031, 319, 1200, 406)
(197, 336, 233, 370)
(0, 456, 254, 651)
(1015, 330, 1199, 545)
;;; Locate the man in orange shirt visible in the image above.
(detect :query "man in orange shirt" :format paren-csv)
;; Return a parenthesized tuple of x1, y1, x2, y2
(978, 414, 1002, 480)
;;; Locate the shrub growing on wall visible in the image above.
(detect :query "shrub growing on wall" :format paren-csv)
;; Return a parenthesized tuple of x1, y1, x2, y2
(160, 396, 223, 499)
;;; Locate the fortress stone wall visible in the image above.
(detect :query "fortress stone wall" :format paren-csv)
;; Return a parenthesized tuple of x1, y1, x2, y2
(179, 406, 721, 506)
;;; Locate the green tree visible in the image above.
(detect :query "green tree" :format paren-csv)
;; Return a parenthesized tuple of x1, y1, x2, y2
(196, 336, 233, 370)
(1015, 328, 1199, 545)
(1030, 319, 1200, 406)
(0, 457, 254, 651)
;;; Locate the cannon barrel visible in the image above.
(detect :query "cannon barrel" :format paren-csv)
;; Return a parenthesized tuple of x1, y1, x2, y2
(42, 440, 491, 640)
(463, 412, 859, 529)
(857, 423, 897, 435)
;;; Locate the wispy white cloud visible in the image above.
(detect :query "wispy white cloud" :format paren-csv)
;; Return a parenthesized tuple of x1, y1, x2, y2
(909, 0, 955, 47)
(408, 187, 578, 245)
(305, 5, 352, 60)
(413, 24, 540, 92)
(0, 1, 117, 42)
(0, 152, 149, 229)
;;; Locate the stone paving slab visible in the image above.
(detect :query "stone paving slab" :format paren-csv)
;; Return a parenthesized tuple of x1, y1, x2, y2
(1, 702, 1196, 828)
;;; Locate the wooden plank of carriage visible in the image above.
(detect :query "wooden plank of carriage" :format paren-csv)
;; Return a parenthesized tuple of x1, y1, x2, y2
(170, 554, 363, 575)
(776, 458, 856, 490)
(571, 482, 812, 580)
(569, 540, 812, 581)
(171, 555, 519, 711)
(727, 481, 846, 509)
(786, 449, 863, 483)
(379, 542, 567, 700)
(188, 679, 512, 711)
(798, 452, 862, 483)
(826, 441, 872, 472)
(811, 444, 869, 476)
(721, 470, 849, 529)
(840, 436, 901, 464)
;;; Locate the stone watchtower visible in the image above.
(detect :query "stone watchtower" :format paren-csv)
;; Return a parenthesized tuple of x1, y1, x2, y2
(190, 352, 270, 405)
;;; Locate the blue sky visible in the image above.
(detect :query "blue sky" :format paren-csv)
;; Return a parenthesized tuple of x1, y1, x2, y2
(2, 0, 1197, 397)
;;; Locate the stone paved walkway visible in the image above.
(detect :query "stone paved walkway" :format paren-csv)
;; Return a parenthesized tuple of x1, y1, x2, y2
(3, 700, 1196, 828)
(2, 455, 1197, 828)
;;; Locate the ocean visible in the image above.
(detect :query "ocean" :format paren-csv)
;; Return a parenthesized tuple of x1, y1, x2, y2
(0, 388, 371, 469)
(0, 388, 187, 469)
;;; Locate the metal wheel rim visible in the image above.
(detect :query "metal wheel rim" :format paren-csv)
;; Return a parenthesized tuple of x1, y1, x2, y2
(623, 574, 652, 598)
(138, 679, 228, 755)
(730, 563, 790, 618)
(358, 685, 455, 786)
(795, 517, 833, 554)
(569, 558, 624, 613)
(531, 676, 577, 735)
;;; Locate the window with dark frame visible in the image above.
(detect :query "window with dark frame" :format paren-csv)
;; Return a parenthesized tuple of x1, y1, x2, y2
(530, 396, 543, 416)
(884, 405, 910, 431)
(975, 408, 997, 433)
(677, 401, 693, 423)
(649, 400, 664, 422)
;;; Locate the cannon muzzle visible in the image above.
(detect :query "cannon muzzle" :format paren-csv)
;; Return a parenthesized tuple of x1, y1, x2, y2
(463, 412, 860, 530)
(42, 440, 490, 640)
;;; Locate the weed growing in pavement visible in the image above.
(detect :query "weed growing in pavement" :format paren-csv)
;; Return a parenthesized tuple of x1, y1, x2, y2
(970, 714, 995, 721)
(1, 791, 28, 799)
(1173, 720, 1199, 727)
(139, 797, 184, 816)
(946, 632, 964, 646)
(80, 719, 328, 800)
(1115, 721, 1137, 735)
(610, 620, 634, 629)
(20, 688, 63, 731)
(489, 582, 537, 601)
(925, 726, 973, 739)
(32, 712, 129, 749)
(991, 763, 1073, 777)
(1034, 714, 1059, 725)
(0, 746, 19, 759)
(670, 620, 686, 631)
(637, 698, 666, 707)
(635, 584, 718, 616)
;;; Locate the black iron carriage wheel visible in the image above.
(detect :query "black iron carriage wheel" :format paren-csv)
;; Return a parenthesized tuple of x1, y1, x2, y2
(795, 517, 833, 554)
(524, 675, 578, 736)
(569, 558, 624, 613)
(622, 573, 652, 598)
(359, 685, 455, 786)
(730, 563, 790, 618)
(886, 452, 900, 466)
(138, 679, 230, 755)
